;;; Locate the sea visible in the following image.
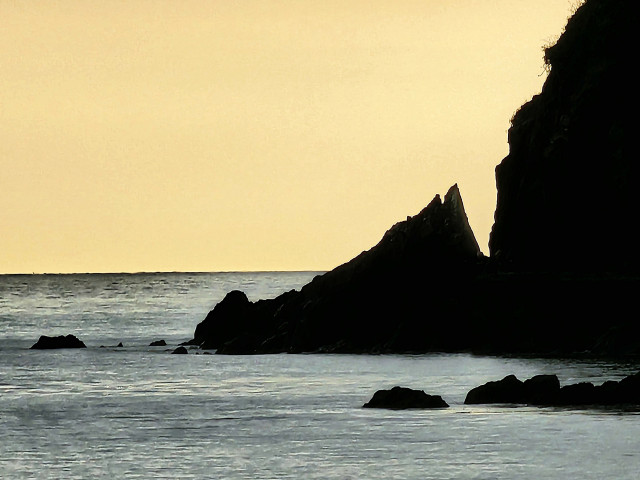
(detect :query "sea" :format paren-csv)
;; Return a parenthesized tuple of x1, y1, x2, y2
(1, 271, 639, 479)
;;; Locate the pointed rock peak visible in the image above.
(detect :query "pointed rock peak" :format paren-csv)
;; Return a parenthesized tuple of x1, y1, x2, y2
(415, 184, 459, 218)
(412, 192, 442, 220)
(443, 183, 481, 258)
(444, 184, 461, 206)
(443, 185, 471, 225)
(381, 184, 481, 260)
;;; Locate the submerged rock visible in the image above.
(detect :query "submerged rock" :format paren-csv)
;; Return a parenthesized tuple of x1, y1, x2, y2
(363, 386, 449, 409)
(30, 334, 86, 350)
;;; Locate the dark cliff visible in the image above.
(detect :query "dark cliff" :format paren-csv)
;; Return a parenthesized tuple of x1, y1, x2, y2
(490, 0, 639, 272)
(191, 0, 640, 357)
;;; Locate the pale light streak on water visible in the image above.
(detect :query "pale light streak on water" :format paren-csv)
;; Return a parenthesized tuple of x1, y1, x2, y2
(1, 273, 639, 479)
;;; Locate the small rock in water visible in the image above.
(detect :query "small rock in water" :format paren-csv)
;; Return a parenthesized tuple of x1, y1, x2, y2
(149, 340, 167, 347)
(363, 386, 449, 409)
(171, 346, 188, 354)
(30, 334, 86, 350)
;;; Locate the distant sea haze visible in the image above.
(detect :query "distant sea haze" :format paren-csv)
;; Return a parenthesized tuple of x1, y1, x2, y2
(1, 272, 639, 479)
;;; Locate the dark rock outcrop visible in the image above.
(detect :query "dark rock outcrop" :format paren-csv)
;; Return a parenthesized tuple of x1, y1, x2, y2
(171, 346, 188, 354)
(557, 382, 597, 405)
(464, 375, 527, 404)
(194, 290, 255, 351)
(192, 184, 484, 354)
(188, 0, 640, 358)
(523, 374, 561, 405)
(465, 372, 640, 407)
(149, 340, 167, 347)
(30, 334, 86, 350)
(363, 386, 449, 409)
(490, 0, 639, 272)
(478, 0, 640, 356)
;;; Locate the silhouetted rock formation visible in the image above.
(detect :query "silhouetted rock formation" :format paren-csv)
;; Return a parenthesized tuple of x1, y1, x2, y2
(479, 0, 640, 357)
(30, 334, 86, 350)
(363, 386, 449, 409)
(190, 0, 640, 357)
(171, 346, 188, 354)
(465, 372, 640, 407)
(464, 374, 529, 404)
(192, 184, 484, 354)
(464, 374, 562, 405)
(149, 340, 167, 347)
(490, 0, 639, 272)
(195, 290, 254, 351)
(523, 375, 561, 405)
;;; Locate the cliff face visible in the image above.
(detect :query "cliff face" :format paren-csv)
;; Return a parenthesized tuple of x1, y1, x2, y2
(490, 0, 638, 272)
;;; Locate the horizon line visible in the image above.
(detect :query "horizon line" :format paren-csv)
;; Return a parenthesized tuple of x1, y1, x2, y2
(0, 269, 327, 276)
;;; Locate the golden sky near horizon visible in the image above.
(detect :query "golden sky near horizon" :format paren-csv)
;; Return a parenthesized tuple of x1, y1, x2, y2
(1, 1, 577, 274)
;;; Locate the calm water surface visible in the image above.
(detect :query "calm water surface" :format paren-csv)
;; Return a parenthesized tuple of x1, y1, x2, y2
(1, 272, 639, 479)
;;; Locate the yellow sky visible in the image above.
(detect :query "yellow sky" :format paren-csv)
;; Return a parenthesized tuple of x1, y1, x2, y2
(1, 0, 576, 273)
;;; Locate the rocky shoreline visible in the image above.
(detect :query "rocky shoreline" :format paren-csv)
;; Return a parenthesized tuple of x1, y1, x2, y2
(26, 332, 640, 410)
(28, 1, 640, 362)
(364, 371, 640, 410)
(186, 0, 640, 359)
